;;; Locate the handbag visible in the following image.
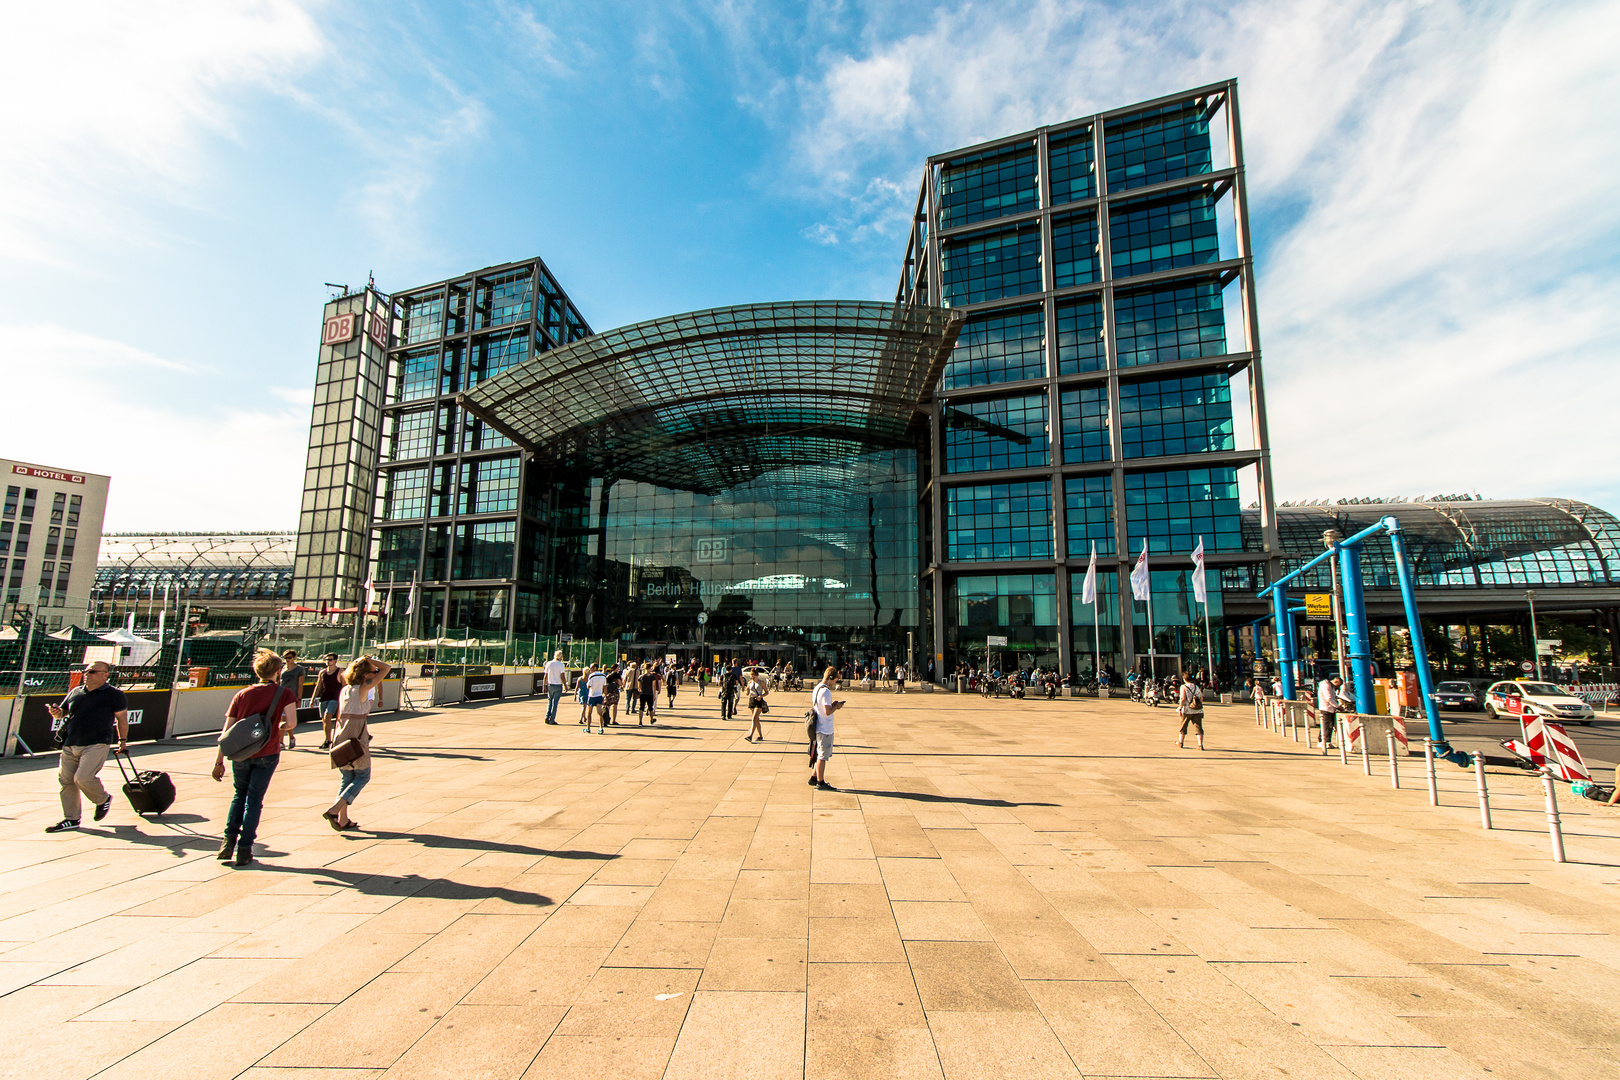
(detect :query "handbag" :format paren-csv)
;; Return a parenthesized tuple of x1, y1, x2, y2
(218, 687, 287, 761)
(330, 718, 367, 768)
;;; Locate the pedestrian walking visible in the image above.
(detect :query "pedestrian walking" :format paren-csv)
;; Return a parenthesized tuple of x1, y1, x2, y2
(543, 650, 567, 724)
(666, 664, 679, 709)
(809, 666, 844, 790)
(313, 653, 343, 750)
(323, 656, 390, 831)
(213, 650, 298, 865)
(638, 663, 659, 724)
(745, 668, 769, 742)
(280, 649, 307, 749)
(584, 664, 608, 734)
(603, 662, 623, 725)
(44, 661, 128, 833)
(1316, 676, 1342, 751)
(894, 663, 906, 694)
(1176, 672, 1205, 750)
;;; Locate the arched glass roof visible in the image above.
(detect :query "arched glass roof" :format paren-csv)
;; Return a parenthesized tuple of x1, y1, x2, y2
(459, 301, 963, 494)
(1262, 500, 1620, 590)
(97, 533, 296, 572)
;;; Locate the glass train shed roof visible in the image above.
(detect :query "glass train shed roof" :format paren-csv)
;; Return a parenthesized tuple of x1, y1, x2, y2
(1261, 500, 1620, 591)
(459, 301, 963, 494)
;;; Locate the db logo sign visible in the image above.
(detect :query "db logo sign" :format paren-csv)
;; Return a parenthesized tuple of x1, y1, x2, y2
(323, 313, 357, 345)
(696, 538, 729, 564)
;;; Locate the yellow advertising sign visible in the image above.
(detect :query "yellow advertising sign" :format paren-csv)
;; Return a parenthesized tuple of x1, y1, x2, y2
(1304, 593, 1333, 623)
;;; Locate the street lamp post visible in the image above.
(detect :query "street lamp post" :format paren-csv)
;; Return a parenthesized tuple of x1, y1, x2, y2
(1525, 590, 1542, 681)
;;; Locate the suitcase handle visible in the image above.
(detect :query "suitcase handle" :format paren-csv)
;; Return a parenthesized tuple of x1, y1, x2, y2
(112, 747, 148, 792)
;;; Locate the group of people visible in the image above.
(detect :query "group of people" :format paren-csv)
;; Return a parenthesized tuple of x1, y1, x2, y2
(44, 648, 392, 868)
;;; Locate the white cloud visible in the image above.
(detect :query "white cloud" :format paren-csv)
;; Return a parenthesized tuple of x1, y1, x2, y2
(0, 0, 325, 265)
(0, 323, 308, 530)
(785, 0, 1620, 508)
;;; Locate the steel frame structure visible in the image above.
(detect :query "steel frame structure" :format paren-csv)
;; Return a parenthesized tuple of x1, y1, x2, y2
(895, 79, 1275, 679)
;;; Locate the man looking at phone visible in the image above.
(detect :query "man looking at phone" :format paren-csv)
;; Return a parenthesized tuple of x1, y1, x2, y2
(809, 666, 844, 792)
(44, 662, 128, 832)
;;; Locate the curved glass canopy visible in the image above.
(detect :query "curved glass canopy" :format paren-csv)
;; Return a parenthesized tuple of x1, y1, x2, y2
(1265, 499, 1620, 590)
(458, 301, 963, 493)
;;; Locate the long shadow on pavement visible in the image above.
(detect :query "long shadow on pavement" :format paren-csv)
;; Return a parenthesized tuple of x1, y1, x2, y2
(839, 788, 1058, 808)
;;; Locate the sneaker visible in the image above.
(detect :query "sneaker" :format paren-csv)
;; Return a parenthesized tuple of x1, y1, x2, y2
(319, 740, 332, 749)
(545, 720, 557, 725)
(234, 846, 253, 867)
(816, 782, 839, 792)
(45, 818, 80, 833)
(92, 796, 113, 821)
(807, 776, 818, 786)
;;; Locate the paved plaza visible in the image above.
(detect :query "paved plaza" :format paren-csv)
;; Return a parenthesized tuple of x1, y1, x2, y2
(1, 687, 1618, 1079)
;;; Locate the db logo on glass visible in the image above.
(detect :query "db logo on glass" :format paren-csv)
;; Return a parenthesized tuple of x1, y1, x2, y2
(323, 313, 357, 345)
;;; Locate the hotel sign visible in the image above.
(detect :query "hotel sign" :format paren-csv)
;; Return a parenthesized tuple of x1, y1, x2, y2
(12, 465, 84, 484)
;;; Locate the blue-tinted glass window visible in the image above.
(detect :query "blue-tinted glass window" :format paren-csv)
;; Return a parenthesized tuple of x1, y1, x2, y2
(565, 306, 589, 343)
(1048, 129, 1095, 205)
(1114, 280, 1225, 368)
(474, 269, 533, 329)
(1120, 373, 1234, 459)
(1104, 101, 1213, 192)
(401, 292, 444, 345)
(468, 331, 530, 385)
(952, 573, 1059, 632)
(1056, 297, 1106, 374)
(440, 342, 464, 395)
(387, 408, 434, 461)
(384, 466, 429, 520)
(1065, 475, 1115, 557)
(445, 285, 468, 335)
(938, 144, 1038, 229)
(461, 414, 514, 453)
(946, 483, 1054, 561)
(1052, 213, 1100, 288)
(940, 223, 1042, 307)
(1060, 387, 1111, 463)
(455, 520, 516, 579)
(377, 527, 422, 580)
(944, 394, 1050, 473)
(458, 456, 521, 515)
(1109, 190, 1219, 279)
(1124, 468, 1241, 554)
(945, 307, 1045, 389)
(397, 348, 438, 402)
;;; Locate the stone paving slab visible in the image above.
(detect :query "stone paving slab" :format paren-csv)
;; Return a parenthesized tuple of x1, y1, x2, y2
(1, 687, 1618, 1079)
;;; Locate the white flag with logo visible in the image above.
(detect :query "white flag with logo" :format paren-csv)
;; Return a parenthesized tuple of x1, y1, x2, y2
(1130, 540, 1151, 601)
(1081, 544, 1097, 605)
(1191, 537, 1207, 605)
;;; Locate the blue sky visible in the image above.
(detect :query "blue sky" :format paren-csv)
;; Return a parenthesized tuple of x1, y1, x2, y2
(3, 0, 1616, 531)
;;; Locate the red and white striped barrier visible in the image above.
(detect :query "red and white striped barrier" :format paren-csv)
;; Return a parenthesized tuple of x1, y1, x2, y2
(1504, 713, 1593, 783)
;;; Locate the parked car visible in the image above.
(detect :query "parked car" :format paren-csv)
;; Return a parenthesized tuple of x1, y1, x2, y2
(1430, 681, 1481, 711)
(1483, 680, 1595, 726)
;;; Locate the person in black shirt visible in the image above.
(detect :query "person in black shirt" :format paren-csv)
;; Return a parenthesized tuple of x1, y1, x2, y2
(45, 662, 128, 832)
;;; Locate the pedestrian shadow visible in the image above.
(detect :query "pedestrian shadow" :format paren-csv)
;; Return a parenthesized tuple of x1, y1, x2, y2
(253, 863, 557, 905)
(355, 831, 620, 861)
(81, 820, 221, 857)
(371, 747, 494, 762)
(839, 788, 1058, 808)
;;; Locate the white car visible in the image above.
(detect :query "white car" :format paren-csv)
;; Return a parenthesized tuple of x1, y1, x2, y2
(1483, 680, 1596, 726)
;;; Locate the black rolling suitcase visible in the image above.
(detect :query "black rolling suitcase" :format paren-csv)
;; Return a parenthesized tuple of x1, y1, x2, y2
(114, 749, 176, 817)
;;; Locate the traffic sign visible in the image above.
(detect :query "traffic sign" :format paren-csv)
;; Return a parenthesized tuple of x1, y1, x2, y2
(986, 635, 1008, 647)
(558, 633, 572, 643)
(1520, 661, 1535, 672)
(696, 613, 708, 625)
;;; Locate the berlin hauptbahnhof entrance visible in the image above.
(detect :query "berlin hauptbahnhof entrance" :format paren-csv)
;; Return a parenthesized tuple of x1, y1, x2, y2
(289, 81, 1620, 682)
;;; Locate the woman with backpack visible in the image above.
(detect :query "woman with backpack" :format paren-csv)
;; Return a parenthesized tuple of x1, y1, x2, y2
(323, 655, 391, 830)
(1176, 671, 1206, 750)
(212, 649, 299, 866)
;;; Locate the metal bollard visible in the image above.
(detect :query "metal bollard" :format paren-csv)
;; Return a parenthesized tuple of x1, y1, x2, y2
(1387, 731, 1399, 789)
(1541, 771, 1566, 863)
(1337, 719, 1348, 765)
(1473, 753, 1491, 829)
(1361, 722, 1371, 776)
(1291, 707, 1300, 742)
(1424, 738, 1438, 806)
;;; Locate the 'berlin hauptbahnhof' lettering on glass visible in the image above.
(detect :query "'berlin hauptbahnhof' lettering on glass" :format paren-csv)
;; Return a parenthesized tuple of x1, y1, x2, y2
(289, 81, 1620, 680)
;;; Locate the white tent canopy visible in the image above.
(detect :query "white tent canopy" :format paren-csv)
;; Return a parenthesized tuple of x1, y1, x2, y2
(98, 627, 162, 666)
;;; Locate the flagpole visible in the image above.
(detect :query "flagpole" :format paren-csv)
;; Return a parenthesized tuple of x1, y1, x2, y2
(1199, 536, 1215, 685)
(1091, 544, 1100, 679)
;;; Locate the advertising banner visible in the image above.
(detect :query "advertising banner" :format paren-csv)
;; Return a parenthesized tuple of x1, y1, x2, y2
(14, 689, 171, 752)
(464, 677, 502, 701)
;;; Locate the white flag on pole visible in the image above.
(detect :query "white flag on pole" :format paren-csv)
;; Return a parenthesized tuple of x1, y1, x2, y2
(1081, 544, 1097, 605)
(1130, 540, 1151, 601)
(1191, 537, 1207, 605)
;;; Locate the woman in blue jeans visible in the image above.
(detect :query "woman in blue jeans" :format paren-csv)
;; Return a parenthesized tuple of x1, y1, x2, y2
(324, 655, 390, 830)
(213, 649, 299, 867)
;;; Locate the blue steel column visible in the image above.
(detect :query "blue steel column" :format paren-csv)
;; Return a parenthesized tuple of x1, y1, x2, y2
(1384, 517, 1446, 745)
(1271, 585, 1295, 699)
(1339, 544, 1375, 714)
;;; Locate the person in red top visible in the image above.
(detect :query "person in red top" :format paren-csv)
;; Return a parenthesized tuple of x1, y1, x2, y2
(212, 649, 298, 867)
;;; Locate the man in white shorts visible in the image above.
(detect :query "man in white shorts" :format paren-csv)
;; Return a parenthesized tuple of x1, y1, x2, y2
(810, 666, 845, 791)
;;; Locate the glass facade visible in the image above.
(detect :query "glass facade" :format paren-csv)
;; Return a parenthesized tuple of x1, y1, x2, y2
(1064, 475, 1115, 557)
(948, 573, 1060, 662)
(1124, 468, 1242, 554)
(940, 223, 1042, 306)
(1119, 373, 1233, 459)
(946, 482, 1054, 562)
(937, 143, 1039, 229)
(1048, 128, 1095, 204)
(1059, 386, 1111, 464)
(944, 394, 1050, 473)
(1109, 190, 1219, 279)
(1104, 101, 1214, 192)
(1114, 279, 1227, 368)
(945, 307, 1044, 389)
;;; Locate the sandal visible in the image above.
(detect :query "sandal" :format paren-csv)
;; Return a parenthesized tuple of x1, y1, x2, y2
(339, 820, 361, 830)
(322, 810, 342, 832)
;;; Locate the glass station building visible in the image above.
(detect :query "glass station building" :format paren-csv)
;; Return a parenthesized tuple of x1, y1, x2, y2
(290, 79, 1620, 678)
